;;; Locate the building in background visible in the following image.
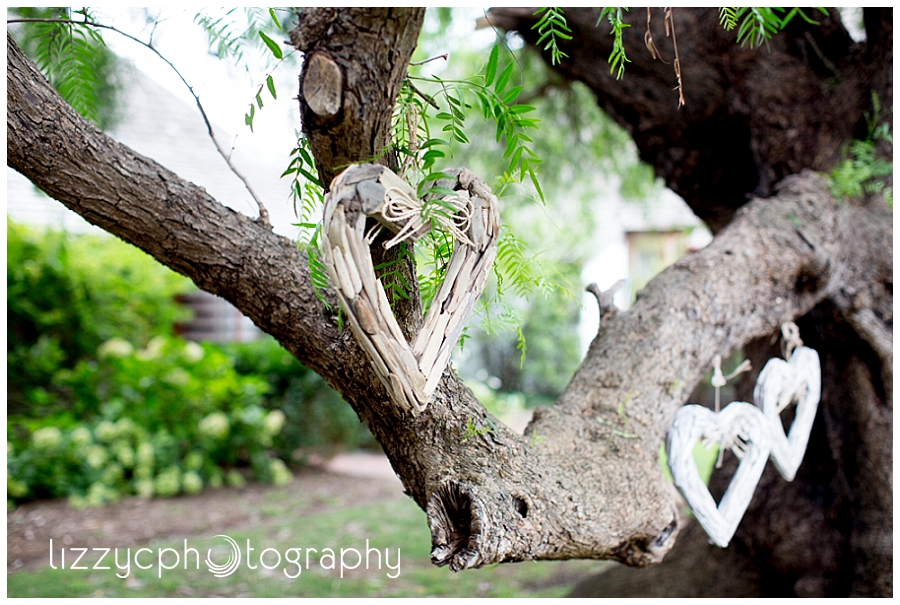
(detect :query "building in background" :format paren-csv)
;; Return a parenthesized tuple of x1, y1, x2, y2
(6, 68, 303, 343)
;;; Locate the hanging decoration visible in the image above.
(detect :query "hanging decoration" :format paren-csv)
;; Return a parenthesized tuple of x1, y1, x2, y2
(753, 324, 821, 481)
(321, 164, 499, 415)
(667, 322, 822, 547)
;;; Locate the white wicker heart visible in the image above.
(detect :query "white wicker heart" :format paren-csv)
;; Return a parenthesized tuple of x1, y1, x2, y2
(752, 346, 821, 481)
(667, 402, 771, 548)
(321, 164, 499, 415)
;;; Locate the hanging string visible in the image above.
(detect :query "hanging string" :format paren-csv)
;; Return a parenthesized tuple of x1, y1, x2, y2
(709, 355, 753, 467)
(711, 355, 752, 413)
(781, 321, 803, 360)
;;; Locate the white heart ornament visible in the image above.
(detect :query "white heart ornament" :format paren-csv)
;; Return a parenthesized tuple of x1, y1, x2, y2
(667, 402, 771, 548)
(321, 164, 499, 415)
(752, 346, 821, 481)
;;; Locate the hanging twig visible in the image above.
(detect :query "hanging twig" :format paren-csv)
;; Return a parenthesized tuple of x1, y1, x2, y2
(8, 17, 273, 226)
(663, 8, 686, 108)
(643, 7, 666, 63)
(405, 79, 440, 110)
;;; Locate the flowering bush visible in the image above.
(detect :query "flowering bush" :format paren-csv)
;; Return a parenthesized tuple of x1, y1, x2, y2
(7, 336, 292, 509)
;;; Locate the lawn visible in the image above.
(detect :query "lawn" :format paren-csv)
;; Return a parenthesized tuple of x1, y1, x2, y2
(8, 493, 605, 597)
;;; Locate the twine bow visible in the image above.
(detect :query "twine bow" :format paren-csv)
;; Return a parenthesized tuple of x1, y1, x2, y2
(378, 186, 473, 249)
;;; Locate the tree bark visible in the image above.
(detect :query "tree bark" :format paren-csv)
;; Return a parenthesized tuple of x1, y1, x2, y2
(6, 6, 893, 595)
(487, 8, 890, 233)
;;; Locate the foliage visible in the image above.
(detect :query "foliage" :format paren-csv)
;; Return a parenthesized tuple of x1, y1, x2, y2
(7, 221, 192, 415)
(724, 7, 828, 49)
(8, 7, 124, 130)
(532, 7, 572, 66)
(596, 7, 829, 79)
(192, 8, 298, 133)
(830, 95, 893, 206)
(223, 337, 378, 456)
(598, 8, 630, 79)
(7, 336, 291, 508)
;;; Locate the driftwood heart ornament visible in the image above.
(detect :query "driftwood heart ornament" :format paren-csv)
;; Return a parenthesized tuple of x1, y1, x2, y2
(753, 346, 821, 481)
(321, 164, 499, 414)
(667, 402, 771, 548)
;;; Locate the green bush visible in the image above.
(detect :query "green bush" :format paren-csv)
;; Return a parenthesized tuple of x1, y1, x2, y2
(7, 222, 385, 508)
(222, 337, 378, 458)
(7, 220, 192, 415)
(7, 336, 292, 507)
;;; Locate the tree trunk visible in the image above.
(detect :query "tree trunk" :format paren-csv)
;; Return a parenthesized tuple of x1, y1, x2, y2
(6, 7, 892, 596)
(487, 7, 892, 596)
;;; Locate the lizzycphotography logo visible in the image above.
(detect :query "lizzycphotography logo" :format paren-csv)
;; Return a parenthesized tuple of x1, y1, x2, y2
(49, 536, 401, 579)
(206, 535, 241, 578)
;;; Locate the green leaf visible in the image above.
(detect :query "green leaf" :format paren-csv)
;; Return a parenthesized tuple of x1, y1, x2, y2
(510, 104, 537, 115)
(268, 8, 283, 31)
(258, 31, 283, 60)
(502, 85, 523, 105)
(495, 63, 514, 94)
(484, 44, 499, 87)
(266, 75, 277, 100)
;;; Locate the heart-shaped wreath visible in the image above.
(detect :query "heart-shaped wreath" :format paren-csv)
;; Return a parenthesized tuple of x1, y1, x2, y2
(667, 402, 771, 548)
(321, 164, 499, 415)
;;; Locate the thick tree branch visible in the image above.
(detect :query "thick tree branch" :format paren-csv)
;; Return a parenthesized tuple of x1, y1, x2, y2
(487, 8, 875, 232)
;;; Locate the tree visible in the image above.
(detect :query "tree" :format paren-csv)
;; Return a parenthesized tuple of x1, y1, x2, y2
(6, 7, 892, 596)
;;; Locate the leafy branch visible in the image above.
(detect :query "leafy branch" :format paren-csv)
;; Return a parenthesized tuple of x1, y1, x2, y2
(532, 7, 573, 66)
(598, 7, 631, 80)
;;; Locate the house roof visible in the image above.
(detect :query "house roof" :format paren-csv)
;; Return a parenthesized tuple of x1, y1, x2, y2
(7, 67, 300, 238)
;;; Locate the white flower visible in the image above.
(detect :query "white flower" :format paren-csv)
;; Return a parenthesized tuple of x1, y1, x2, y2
(85, 445, 108, 469)
(183, 342, 205, 363)
(98, 338, 134, 359)
(136, 336, 167, 361)
(163, 368, 191, 387)
(184, 451, 204, 471)
(263, 410, 286, 436)
(94, 421, 118, 443)
(182, 471, 203, 494)
(70, 427, 93, 448)
(32, 426, 62, 450)
(199, 412, 230, 441)
(136, 442, 155, 465)
(270, 459, 293, 486)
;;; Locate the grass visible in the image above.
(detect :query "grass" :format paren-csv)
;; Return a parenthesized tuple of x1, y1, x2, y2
(8, 496, 603, 597)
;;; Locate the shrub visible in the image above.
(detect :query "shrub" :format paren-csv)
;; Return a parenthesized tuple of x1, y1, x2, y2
(7, 220, 192, 416)
(7, 336, 292, 507)
(222, 337, 378, 459)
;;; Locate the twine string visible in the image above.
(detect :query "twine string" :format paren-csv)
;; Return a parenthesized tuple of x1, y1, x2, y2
(710, 355, 752, 467)
(380, 186, 473, 249)
(781, 321, 803, 360)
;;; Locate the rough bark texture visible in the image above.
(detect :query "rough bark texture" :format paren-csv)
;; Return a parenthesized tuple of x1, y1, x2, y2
(6, 6, 893, 596)
(487, 7, 893, 596)
(488, 7, 892, 233)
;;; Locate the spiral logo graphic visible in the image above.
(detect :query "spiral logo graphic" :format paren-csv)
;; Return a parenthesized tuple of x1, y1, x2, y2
(206, 534, 242, 577)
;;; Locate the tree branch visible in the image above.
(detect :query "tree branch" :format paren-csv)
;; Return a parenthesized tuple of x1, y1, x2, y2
(8, 16, 273, 227)
(486, 8, 869, 233)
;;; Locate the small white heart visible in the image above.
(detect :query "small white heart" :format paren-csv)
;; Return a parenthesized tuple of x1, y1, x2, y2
(322, 165, 499, 415)
(753, 346, 821, 481)
(667, 403, 771, 548)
